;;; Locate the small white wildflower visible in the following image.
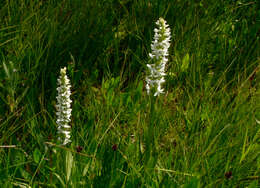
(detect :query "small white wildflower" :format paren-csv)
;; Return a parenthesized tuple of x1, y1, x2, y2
(56, 67, 72, 145)
(146, 17, 171, 96)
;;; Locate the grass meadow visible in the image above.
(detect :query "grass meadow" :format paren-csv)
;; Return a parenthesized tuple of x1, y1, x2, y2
(0, 0, 260, 187)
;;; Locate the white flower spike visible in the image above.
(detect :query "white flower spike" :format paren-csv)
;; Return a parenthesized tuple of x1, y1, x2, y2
(56, 67, 72, 145)
(146, 17, 171, 96)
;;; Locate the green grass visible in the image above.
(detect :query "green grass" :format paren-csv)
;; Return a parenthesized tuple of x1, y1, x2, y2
(0, 0, 260, 187)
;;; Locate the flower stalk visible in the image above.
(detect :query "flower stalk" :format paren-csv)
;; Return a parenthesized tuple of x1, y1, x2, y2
(56, 67, 72, 145)
(146, 17, 171, 96)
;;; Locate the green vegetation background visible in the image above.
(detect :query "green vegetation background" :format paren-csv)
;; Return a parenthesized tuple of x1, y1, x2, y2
(0, 0, 259, 187)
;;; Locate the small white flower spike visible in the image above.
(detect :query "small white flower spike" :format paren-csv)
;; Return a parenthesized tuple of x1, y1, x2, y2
(146, 17, 171, 96)
(56, 67, 72, 145)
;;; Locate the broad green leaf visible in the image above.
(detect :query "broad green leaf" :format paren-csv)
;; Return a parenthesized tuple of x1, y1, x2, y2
(66, 151, 73, 182)
(33, 148, 41, 163)
(181, 53, 190, 72)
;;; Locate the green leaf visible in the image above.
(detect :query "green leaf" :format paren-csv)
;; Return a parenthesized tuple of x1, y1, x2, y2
(257, 155, 260, 170)
(181, 53, 190, 72)
(20, 168, 32, 180)
(33, 148, 41, 164)
(182, 177, 200, 188)
(66, 151, 74, 182)
(53, 172, 65, 187)
(247, 180, 258, 188)
(2, 61, 10, 80)
(137, 81, 143, 94)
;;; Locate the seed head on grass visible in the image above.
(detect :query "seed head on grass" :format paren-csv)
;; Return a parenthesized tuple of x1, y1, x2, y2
(146, 17, 171, 96)
(56, 67, 72, 145)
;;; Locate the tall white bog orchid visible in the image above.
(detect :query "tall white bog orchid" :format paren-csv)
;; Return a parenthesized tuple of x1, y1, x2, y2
(56, 67, 72, 145)
(146, 17, 171, 96)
